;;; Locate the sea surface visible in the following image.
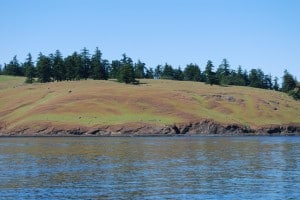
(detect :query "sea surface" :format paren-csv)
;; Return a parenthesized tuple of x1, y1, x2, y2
(0, 136, 299, 199)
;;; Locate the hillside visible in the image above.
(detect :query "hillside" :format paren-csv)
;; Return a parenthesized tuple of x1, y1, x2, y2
(0, 75, 300, 136)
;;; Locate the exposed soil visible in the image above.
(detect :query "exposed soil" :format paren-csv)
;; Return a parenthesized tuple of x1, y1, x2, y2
(1, 120, 299, 136)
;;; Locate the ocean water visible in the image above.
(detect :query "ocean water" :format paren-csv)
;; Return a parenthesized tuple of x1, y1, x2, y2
(0, 136, 299, 199)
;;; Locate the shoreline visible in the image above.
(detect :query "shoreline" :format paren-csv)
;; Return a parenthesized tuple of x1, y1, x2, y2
(1, 120, 300, 137)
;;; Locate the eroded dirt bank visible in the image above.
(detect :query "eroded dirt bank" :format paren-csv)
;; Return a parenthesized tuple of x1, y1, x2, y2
(1, 120, 300, 136)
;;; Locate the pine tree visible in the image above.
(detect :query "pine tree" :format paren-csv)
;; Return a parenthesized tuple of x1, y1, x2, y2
(73, 52, 83, 80)
(134, 60, 145, 79)
(273, 77, 279, 91)
(217, 58, 231, 85)
(102, 59, 110, 79)
(110, 60, 121, 79)
(173, 67, 184, 81)
(64, 53, 77, 81)
(154, 65, 162, 79)
(263, 74, 273, 89)
(91, 47, 107, 80)
(205, 60, 217, 85)
(4, 55, 23, 76)
(36, 53, 52, 83)
(282, 70, 296, 93)
(52, 50, 65, 81)
(81, 47, 91, 79)
(249, 69, 262, 88)
(145, 67, 154, 79)
(117, 54, 136, 84)
(24, 53, 35, 83)
(236, 66, 246, 86)
(184, 63, 201, 81)
(161, 63, 174, 79)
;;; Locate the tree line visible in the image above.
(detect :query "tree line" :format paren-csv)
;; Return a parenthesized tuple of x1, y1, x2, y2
(0, 47, 299, 99)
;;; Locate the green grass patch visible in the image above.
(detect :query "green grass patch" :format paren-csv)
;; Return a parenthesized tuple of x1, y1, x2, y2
(15, 112, 179, 126)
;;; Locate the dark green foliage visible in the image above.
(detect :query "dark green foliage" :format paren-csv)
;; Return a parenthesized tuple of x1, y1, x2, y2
(110, 60, 121, 79)
(243, 70, 250, 86)
(24, 53, 35, 83)
(64, 52, 81, 81)
(145, 67, 154, 79)
(3, 55, 24, 76)
(81, 47, 91, 80)
(262, 74, 273, 90)
(161, 63, 174, 80)
(236, 66, 246, 86)
(288, 88, 300, 100)
(229, 66, 246, 86)
(91, 47, 107, 80)
(216, 59, 231, 85)
(205, 60, 218, 85)
(273, 77, 279, 91)
(102, 59, 110, 79)
(134, 60, 146, 79)
(118, 64, 135, 84)
(36, 53, 52, 83)
(117, 54, 137, 84)
(249, 69, 263, 88)
(2, 47, 299, 99)
(173, 67, 184, 81)
(282, 70, 297, 93)
(184, 63, 201, 81)
(154, 65, 162, 79)
(52, 50, 66, 81)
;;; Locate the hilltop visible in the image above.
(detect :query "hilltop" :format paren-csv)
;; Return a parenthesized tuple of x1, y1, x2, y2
(0, 75, 299, 136)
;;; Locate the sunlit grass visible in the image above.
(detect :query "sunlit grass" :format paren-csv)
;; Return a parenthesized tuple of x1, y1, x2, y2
(0, 76, 299, 131)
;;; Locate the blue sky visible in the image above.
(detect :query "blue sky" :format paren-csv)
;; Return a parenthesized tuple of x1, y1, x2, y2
(0, 0, 299, 80)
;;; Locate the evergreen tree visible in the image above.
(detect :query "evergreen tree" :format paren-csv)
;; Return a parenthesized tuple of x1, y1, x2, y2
(134, 60, 146, 79)
(217, 58, 231, 85)
(102, 59, 110, 79)
(52, 50, 65, 81)
(263, 74, 273, 89)
(0, 64, 2, 75)
(110, 60, 121, 79)
(205, 60, 217, 85)
(249, 69, 263, 88)
(4, 55, 24, 76)
(237, 66, 246, 86)
(73, 52, 83, 80)
(282, 70, 296, 93)
(24, 53, 35, 83)
(145, 67, 154, 79)
(288, 82, 300, 100)
(36, 53, 52, 83)
(161, 63, 174, 79)
(91, 47, 107, 80)
(118, 54, 136, 84)
(243, 70, 250, 86)
(64, 53, 77, 81)
(173, 67, 184, 81)
(81, 47, 91, 79)
(184, 63, 201, 81)
(154, 65, 162, 79)
(273, 77, 279, 91)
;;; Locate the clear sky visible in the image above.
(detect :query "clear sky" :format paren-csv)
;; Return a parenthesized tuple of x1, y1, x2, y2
(0, 0, 299, 80)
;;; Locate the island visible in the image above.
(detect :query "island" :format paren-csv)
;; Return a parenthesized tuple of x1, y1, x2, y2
(0, 76, 299, 136)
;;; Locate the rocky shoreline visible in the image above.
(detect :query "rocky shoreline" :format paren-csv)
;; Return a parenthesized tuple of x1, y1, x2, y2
(1, 120, 300, 136)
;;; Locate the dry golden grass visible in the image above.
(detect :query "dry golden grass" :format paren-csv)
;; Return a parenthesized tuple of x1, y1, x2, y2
(0, 75, 299, 131)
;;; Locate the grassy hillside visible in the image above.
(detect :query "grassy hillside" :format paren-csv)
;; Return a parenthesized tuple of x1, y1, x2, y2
(0, 75, 299, 132)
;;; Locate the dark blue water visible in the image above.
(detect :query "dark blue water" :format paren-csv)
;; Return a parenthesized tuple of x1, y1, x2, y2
(0, 137, 299, 199)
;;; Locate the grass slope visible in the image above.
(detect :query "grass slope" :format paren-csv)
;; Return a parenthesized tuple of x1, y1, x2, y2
(0, 75, 299, 131)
